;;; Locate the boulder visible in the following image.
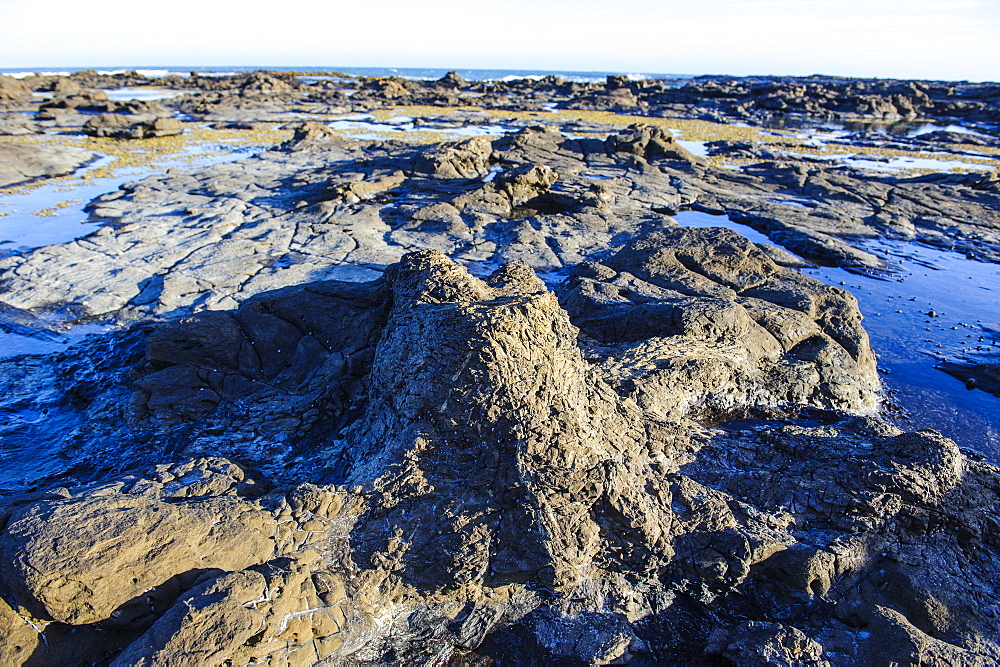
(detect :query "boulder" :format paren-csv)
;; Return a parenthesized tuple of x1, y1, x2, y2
(362, 77, 411, 98)
(606, 124, 705, 165)
(492, 163, 558, 205)
(0, 75, 31, 105)
(239, 72, 295, 94)
(110, 571, 268, 666)
(0, 75, 31, 96)
(412, 135, 494, 179)
(438, 71, 468, 88)
(82, 114, 184, 139)
(280, 120, 345, 150)
(705, 622, 828, 664)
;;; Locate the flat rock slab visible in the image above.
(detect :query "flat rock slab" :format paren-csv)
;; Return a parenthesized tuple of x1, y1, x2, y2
(0, 114, 40, 136)
(0, 142, 95, 188)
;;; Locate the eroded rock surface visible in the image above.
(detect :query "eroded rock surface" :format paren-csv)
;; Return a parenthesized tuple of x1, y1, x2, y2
(3, 122, 997, 331)
(0, 252, 997, 665)
(558, 227, 879, 419)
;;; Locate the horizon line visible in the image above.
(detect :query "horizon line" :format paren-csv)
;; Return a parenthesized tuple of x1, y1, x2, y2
(1, 65, 995, 85)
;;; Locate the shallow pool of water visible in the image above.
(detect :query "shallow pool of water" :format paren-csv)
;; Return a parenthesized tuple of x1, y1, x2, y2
(0, 323, 109, 360)
(326, 115, 511, 140)
(0, 137, 271, 256)
(0, 132, 282, 359)
(783, 150, 997, 173)
(104, 87, 184, 102)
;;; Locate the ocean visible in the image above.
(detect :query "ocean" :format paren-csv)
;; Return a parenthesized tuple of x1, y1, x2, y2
(0, 66, 696, 84)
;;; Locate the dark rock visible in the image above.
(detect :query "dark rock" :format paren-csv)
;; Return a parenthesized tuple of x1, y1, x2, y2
(606, 124, 705, 165)
(938, 355, 1000, 397)
(438, 71, 467, 88)
(82, 114, 183, 139)
(239, 72, 296, 94)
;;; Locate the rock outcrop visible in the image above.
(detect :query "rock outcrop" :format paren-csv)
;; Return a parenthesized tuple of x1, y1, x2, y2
(0, 252, 997, 664)
(606, 124, 705, 166)
(0, 75, 31, 107)
(558, 226, 880, 419)
(82, 113, 183, 139)
(412, 135, 495, 179)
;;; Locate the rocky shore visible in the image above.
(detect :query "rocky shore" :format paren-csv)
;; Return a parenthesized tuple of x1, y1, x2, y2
(0, 69, 999, 664)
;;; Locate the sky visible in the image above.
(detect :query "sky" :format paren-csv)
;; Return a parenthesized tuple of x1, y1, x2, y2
(1, 0, 998, 81)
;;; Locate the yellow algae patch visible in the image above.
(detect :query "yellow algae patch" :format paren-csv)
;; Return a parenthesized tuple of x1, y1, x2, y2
(345, 105, 1000, 172)
(949, 143, 1000, 158)
(32, 198, 81, 216)
(326, 105, 777, 151)
(63, 126, 291, 179)
(370, 105, 774, 143)
(0, 184, 33, 197)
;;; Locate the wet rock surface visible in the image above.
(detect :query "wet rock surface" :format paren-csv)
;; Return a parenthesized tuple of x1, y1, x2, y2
(0, 69, 999, 664)
(939, 354, 1000, 397)
(0, 114, 40, 137)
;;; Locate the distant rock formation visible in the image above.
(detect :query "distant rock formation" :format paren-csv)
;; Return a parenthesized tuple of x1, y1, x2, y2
(83, 113, 183, 139)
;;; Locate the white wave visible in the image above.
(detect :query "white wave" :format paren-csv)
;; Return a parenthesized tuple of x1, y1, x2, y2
(499, 74, 546, 82)
(3, 71, 70, 78)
